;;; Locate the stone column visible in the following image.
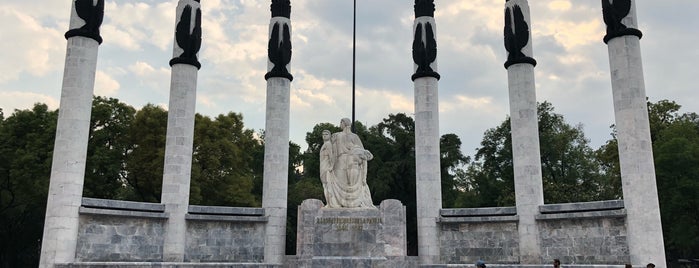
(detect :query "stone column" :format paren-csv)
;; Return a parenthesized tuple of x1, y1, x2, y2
(262, 0, 293, 264)
(39, 1, 104, 267)
(503, 0, 543, 263)
(161, 0, 201, 262)
(412, 0, 441, 264)
(601, 0, 666, 264)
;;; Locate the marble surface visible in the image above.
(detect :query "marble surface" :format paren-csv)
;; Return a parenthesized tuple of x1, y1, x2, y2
(296, 199, 406, 259)
(319, 118, 375, 209)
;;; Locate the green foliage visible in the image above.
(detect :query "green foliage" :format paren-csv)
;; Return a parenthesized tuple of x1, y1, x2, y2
(645, 100, 699, 258)
(536, 102, 611, 203)
(458, 101, 619, 207)
(84, 96, 136, 199)
(0, 104, 57, 267)
(190, 112, 259, 207)
(440, 133, 470, 208)
(123, 104, 167, 202)
(0, 97, 269, 266)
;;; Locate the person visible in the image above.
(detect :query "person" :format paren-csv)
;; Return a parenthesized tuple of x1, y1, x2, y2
(625, 264, 632, 268)
(553, 259, 561, 268)
(318, 118, 375, 208)
(319, 130, 341, 208)
(476, 260, 486, 268)
(646, 263, 655, 268)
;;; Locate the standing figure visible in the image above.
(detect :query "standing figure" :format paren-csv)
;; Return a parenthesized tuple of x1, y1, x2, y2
(320, 130, 341, 208)
(319, 118, 375, 208)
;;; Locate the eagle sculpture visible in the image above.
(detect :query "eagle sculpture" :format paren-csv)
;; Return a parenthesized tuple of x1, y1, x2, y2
(601, 0, 642, 43)
(170, 5, 202, 69)
(411, 22, 440, 81)
(65, 0, 104, 43)
(265, 22, 293, 81)
(503, 4, 536, 68)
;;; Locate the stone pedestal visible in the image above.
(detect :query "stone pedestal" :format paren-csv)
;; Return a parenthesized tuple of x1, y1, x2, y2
(296, 199, 407, 266)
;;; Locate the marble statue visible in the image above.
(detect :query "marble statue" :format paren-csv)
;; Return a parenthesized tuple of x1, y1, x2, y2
(320, 118, 375, 208)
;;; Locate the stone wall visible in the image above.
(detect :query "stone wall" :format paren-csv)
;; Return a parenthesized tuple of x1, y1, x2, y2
(74, 198, 267, 264)
(75, 211, 167, 261)
(537, 201, 629, 264)
(438, 201, 629, 265)
(439, 207, 520, 264)
(184, 206, 267, 262)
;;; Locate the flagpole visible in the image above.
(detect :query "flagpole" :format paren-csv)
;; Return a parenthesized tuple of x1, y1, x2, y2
(351, 0, 356, 132)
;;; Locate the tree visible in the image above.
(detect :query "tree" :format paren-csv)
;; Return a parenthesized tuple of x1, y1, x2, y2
(440, 133, 470, 208)
(644, 100, 699, 258)
(84, 97, 136, 199)
(190, 112, 259, 207)
(0, 104, 57, 267)
(123, 104, 167, 202)
(459, 117, 514, 207)
(459, 101, 615, 207)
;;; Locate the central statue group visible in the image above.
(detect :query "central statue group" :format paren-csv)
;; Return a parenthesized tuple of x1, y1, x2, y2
(319, 118, 376, 209)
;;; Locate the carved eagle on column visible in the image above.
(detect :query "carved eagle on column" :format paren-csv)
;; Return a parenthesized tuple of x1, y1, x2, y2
(601, 0, 642, 43)
(411, 22, 440, 81)
(169, 5, 202, 69)
(65, 0, 104, 44)
(503, 4, 536, 68)
(265, 22, 293, 81)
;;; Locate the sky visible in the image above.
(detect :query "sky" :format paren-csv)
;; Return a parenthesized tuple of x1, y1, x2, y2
(1, 0, 698, 158)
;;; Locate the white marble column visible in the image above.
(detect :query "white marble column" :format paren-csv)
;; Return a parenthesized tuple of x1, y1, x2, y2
(412, 0, 441, 264)
(504, 0, 543, 263)
(161, 0, 201, 262)
(262, 1, 292, 263)
(602, 0, 666, 264)
(39, 1, 103, 267)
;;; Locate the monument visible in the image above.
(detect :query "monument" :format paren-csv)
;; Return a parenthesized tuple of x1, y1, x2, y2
(294, 119, 408, 267)
(37, 0, 667, 267)
(319, 118, 375, 209)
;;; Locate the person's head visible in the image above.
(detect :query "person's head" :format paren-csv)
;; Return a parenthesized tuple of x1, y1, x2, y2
(476, 260, 486, 268)
(340, 118, 352, 129)
(625, 264, 632, 268)
(646, 263, 655, 268)
(322, 130, 331, 141)
(553, 259, 560, 267)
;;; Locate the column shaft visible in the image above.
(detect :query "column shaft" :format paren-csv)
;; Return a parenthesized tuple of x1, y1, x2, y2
(39, 35, 99, 268)
(161, 0, 201, 261)
(608, 35, 666, 265)
(161, 64, 198, 261)
(602, 0, 666, 264)
(262, 6, 292, 261)
(503, 0, 543, 263)
(507, 63, 543, 263)
(412, 2, 442, 261)
(414, 76, 441, 264)
(262, 77, 290, 263)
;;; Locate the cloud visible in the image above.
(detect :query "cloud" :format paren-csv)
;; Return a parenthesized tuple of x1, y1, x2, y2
(0, 91, 59, 112)
(103, 1, 175, 51)
(0, 8, 65, 83)
(95, 70, 121, 96)
(127, 61, 170, 95)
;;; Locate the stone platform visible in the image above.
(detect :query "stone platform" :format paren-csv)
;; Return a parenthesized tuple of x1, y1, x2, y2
(56, 263, 280, 268)
(295, 199, 407, 266)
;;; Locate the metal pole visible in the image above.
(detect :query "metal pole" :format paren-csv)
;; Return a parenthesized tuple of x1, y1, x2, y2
(351, 0, 356, 132)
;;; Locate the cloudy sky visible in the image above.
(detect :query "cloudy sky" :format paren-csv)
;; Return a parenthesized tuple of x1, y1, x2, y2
(1, 0, 697, 157)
